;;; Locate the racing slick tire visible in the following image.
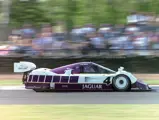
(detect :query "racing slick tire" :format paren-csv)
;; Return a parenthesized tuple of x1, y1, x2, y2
(112, 74, 131, 92)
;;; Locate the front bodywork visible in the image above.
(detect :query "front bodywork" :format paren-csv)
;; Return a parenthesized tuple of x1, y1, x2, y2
(132, 80, 151, 90)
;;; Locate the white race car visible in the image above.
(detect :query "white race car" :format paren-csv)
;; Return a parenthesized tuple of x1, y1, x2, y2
(14, 61, 151, 92)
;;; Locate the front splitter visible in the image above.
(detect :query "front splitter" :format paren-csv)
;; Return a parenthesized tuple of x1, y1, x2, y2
(132, 80, 152, 91)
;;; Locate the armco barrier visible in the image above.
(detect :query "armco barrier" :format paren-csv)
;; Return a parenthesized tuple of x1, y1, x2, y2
(0, 56, 159, 73)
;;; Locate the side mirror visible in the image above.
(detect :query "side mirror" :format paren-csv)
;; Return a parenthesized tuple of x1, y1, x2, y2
(118, 67, 124, 72)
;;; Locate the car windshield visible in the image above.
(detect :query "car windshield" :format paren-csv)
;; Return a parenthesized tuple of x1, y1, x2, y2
(92, 64, 115, 74)
(92, 63, 116, 73)
(83, 65, 96, 73)
(80, 63, 116, 74)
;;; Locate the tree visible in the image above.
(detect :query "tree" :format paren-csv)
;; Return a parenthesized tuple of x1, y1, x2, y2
(10, 0, 159, 27)
(10, 0, 51, 27)
(136, 0, 151, 12)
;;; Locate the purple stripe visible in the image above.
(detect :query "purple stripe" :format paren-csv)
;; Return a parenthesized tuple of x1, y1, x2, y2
(61, 76, 69, 83)
(55, 84, 80, 90)
(101, 84, 112, 89)
(69, 76, 78, 83)
(28, 75, 79, 83)
(32, 75, 38, 82)
(25, 83, 50, 89)
(45, 76, 52, 82)
(39, 76, 45, 82)
(25, 83, 113, 91)
(54, 84, 113, 90)
(53, 76, 60, 82)
(28, 75, 33, 82)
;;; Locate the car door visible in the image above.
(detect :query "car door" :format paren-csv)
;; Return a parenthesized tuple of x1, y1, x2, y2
(79, 64, 108, 83)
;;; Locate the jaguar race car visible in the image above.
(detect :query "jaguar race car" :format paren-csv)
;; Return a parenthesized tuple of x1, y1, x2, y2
(13, 61, 151, 92)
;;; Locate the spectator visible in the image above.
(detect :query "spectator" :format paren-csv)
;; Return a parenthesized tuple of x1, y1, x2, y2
(90, 32, 105, 53)
(32, 33, 44, 55)
(133, 32, 149, 49)
(21, 23, 36, 39)
(80, 33, 94, 55)
(5, 20, 159, 57)
(53, 22, 66, 41)
(9, 24, 38, 56)
(127, 12, 139, 24)
(125, 24, 140, 33)
(98, 24, 112, 34)
(82, 24, 96, 35)
(71, 26, 84, 42)
(40, 32, 54, 50)
(151, 32, 159, 49)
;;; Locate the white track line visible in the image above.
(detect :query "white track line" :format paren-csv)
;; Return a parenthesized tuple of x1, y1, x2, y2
(0, 86, 26, 90)
(149, 85, 159, 87)
(0, 85, 158, 90)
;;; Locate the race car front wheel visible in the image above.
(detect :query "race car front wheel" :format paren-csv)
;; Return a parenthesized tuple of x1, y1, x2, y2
(112, 75, 131, 92)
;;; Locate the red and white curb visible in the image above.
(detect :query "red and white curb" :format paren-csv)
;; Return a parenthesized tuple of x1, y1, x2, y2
(0, 85, 158, 90)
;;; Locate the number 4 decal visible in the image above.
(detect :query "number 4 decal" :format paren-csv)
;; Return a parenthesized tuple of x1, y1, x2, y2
(104, 77, 111, 85)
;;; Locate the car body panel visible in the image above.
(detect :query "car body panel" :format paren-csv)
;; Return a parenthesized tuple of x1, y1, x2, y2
(14, 61, 151, 91)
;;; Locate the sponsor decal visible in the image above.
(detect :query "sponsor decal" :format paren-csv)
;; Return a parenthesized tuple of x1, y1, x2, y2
(82, 84, 102, 90)
(105, 80, 111, 86)
(104, 77, 112, 86)
(50, 83, 55, 88)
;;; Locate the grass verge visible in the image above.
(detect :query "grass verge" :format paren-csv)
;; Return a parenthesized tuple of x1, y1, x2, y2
(0, 105, 159, 120)
(0, 80, 22, 86)
(0, 80, 159, 86)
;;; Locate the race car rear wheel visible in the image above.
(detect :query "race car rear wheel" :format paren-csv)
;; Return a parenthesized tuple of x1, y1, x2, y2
(112, 75, 131, 92)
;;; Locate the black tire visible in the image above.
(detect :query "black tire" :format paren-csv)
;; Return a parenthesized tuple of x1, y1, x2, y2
(112, 74, 131, 92)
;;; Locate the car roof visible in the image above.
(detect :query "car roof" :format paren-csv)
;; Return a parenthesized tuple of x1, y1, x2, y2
(52, 62, 92, 69)
(51, 61, 116, 73)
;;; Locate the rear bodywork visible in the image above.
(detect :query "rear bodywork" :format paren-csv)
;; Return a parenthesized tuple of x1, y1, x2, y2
(14, 61, 151, 91)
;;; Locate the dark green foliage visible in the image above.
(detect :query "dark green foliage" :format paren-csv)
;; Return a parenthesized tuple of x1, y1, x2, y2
(9, 0, 159, 27)
(10, 0, 51, 27)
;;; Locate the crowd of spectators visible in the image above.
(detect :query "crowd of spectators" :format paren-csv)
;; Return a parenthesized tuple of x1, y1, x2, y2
(1, 21, 159, 57)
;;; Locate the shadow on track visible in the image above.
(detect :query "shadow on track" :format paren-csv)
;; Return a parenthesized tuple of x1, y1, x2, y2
(32, 89, 156, 93)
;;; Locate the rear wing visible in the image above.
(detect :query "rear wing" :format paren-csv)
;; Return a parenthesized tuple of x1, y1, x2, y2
(14, 61, 36, 73)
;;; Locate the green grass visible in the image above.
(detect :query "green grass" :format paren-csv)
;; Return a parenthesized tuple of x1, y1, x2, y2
(0, 80, 159, 86)
(146, 80, 159, 85)
(0, 105, 159, 120)
(0, 80, 22, 86)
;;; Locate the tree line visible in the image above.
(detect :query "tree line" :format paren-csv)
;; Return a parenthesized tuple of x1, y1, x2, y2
(10, 0, 159, 30)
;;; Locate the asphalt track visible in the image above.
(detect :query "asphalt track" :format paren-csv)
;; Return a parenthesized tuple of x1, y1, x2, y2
(0, 85, 159, 104)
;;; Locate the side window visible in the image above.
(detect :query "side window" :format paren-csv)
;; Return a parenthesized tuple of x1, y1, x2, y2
(92, 64, 113, 74)
(97, 67, 113, 74)
(83, 65, 96, 73)
(72, 65, 80, 73)
(98, 67, 107, 73)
